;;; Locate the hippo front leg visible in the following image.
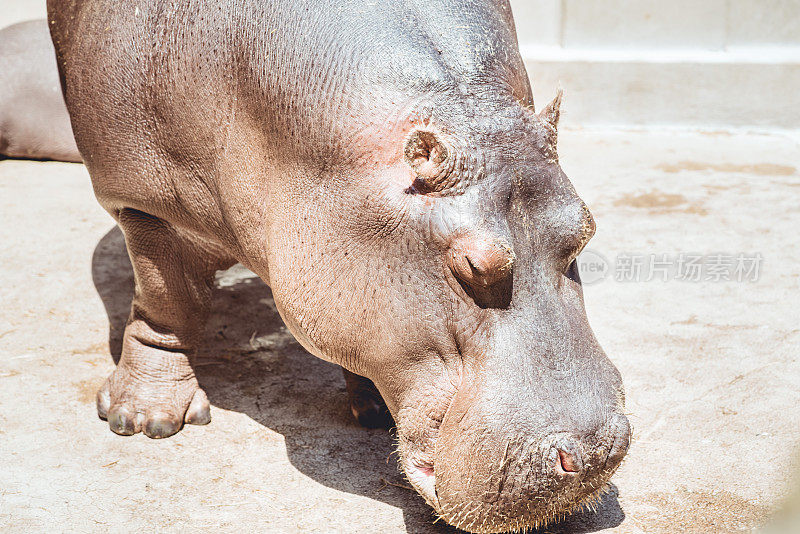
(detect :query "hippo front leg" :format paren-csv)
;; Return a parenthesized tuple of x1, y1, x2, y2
(96, 208, 233, 438)
(342, 368, 394, 430)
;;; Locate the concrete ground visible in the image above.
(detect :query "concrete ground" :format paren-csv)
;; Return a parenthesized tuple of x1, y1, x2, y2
(1, 128, 799, 533)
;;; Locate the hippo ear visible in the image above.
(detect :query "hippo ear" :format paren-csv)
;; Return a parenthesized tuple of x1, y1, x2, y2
(404, 130, 452, 193)
(538, 88, 563, 131)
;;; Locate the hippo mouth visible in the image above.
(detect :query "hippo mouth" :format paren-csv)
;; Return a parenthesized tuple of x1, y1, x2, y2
(395, 379, 460, 511)
(399, 436, 617, 533)
(391, 355, 631, 533)
(401, 455, 438, 508)
(395, 409, 630, 534)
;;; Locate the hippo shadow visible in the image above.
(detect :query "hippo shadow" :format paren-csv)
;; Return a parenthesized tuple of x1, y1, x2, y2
(91, 225, 625, 534)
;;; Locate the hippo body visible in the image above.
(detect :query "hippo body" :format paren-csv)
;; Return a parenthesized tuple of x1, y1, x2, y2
(48, 0, 630, 531)
(0, 19, 80, 162)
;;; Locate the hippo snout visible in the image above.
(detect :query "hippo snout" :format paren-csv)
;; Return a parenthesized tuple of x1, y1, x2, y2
(605, 412, 633, 473)
(412, 374, 631, 534)
(549, 413, 631, 478)
(427, 414, 630, 533)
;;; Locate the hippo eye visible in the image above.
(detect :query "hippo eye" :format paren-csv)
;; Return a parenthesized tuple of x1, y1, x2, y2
(563, 205, 595, 274)
(565, 258, 581, 284)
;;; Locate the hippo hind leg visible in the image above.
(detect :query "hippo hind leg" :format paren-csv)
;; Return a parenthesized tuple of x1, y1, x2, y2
(97, 208, 232, 438)
(342, 368, 394, 430)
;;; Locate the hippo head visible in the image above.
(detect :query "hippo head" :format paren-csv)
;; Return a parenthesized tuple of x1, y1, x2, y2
(268, 90, 630, 533)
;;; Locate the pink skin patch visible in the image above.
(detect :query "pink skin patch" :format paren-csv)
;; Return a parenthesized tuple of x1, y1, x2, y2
(404, 458, 438, 508)
(557, 449, 580, 474)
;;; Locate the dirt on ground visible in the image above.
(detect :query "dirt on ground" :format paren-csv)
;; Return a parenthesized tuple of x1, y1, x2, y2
(1, 127, 799, 533)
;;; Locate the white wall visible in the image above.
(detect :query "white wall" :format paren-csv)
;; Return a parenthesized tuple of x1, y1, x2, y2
(510, 0, 800, 129)
(1, 0, 46, 27)
(510, 0, 800, 49)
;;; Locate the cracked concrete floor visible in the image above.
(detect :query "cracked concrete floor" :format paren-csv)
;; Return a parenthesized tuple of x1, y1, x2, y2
(1, 128, 799, 533)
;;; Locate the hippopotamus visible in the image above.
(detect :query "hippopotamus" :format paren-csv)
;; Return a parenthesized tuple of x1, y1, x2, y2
(0, 19, 80, 162)
(48, 0, 631, 531)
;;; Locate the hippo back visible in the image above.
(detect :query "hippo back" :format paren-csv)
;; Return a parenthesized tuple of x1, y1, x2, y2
(0, 19, 80, 162)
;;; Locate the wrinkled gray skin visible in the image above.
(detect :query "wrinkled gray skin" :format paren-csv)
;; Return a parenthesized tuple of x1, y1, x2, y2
(48, 0, 631, 531)
(0, 20, 80, 162)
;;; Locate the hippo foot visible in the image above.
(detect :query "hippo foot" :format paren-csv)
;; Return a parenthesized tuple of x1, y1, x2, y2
(343, 369, 394, 429)
(96, 368, 210, 439)
(350, 388, 394, 430)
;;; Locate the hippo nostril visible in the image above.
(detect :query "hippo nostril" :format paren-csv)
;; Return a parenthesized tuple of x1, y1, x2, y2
(556, 448, 580, 474)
